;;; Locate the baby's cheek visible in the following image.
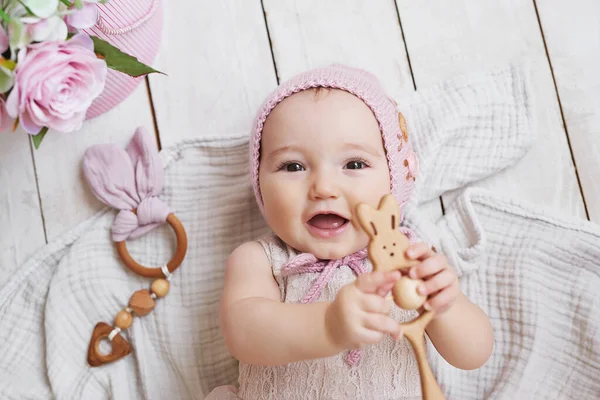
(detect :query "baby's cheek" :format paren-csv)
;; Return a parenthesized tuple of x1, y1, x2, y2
(262, 179, 292, 208)
(349, 225, 370, 254)
(263, 184, 305, 234)
(355, 229, 370, 247)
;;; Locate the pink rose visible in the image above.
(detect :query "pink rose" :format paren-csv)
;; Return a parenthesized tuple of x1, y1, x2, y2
(23, 15, 68, 42)
(0, 95, 13, 132)
(6, 33, 107, 134)
(65, 2, 100, 30)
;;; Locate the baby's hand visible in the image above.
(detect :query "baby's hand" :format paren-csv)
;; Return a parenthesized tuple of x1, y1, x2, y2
(406, 243, 459, 316)
(325, 271, 403, 350)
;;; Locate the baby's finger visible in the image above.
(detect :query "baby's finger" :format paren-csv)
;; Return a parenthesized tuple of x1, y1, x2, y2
(355, 270, 400, 294)
(423, 284, 458, 313)
(418, 269, 455, 296)
(406, 242, 434, 261)
(375, 280, 398, 297)
(409, 254, 448, 279)
(361, 293, 392, 314)
(363, 314, 403, 339)
(357, 328, 386, 346)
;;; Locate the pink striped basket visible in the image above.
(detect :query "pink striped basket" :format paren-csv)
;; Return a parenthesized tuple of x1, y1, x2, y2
(83, 0, 163, 119)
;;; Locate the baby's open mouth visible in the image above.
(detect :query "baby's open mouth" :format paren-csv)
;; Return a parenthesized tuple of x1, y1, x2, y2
(307, 213, 349, 230)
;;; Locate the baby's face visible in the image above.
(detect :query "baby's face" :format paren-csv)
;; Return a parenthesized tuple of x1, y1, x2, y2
(259, 88, 391, 260)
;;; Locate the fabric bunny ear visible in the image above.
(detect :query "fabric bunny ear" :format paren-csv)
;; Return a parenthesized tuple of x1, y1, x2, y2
(82, 127, 170, 242)
(82, 144, 140, 210)
(126, 127, 164, 199)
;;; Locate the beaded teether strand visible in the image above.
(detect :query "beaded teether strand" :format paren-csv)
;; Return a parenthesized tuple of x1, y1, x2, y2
(88, 273, 174, 367)
(112, 278, 170, 337)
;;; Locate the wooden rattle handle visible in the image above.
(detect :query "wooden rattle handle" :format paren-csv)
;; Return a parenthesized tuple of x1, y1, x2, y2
(402, 311, 446, 400)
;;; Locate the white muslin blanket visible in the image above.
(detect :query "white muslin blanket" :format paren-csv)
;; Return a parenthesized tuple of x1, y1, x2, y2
(0, 64, 598, 399)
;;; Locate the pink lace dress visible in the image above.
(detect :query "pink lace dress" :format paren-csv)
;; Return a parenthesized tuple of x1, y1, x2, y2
(207, 234, 423, 400)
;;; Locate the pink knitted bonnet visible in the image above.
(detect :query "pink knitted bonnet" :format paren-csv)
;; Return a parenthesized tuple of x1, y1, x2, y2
(250, 64, 419, 221)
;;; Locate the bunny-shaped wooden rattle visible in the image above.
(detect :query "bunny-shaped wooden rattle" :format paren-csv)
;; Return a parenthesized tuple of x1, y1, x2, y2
(356, 194, 445, 400)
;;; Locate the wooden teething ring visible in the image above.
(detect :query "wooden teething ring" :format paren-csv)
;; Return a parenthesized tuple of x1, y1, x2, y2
(116, 212, 188, 278)
(87, 211, 188, 367)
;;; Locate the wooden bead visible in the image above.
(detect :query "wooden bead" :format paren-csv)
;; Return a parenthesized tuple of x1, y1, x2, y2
(114, 310, 133, 330)
(393, 277, 427, 310)
(128, 289, 155, 316)
(151, 279, 170, 298)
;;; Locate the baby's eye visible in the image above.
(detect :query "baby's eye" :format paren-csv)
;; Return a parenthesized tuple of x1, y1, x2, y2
(345, 160, 368, 170)
(281, 162, 305, 172)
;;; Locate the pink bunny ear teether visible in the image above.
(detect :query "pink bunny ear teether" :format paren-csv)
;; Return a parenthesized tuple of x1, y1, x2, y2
(82, 127, 188, 367)
(356, 194, 445, 400)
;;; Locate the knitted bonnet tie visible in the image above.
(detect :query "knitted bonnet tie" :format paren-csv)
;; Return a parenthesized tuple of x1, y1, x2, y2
(249, 64, 420, 367)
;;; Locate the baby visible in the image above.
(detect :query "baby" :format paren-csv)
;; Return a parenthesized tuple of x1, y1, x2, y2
(210, 64, 494, 399)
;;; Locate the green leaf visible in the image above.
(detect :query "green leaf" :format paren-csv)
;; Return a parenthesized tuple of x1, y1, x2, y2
(16, 0, 36, 17)
(32, 127, 48, 149)
(90, 36, 164, 78)
(0, 9, 11, 24)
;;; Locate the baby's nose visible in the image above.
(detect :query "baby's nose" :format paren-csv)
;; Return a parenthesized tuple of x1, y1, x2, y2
(309, 170, 340, 200)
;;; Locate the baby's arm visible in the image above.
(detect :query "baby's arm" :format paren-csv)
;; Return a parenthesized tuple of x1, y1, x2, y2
(220, 241, 402, 366)
(425, 292, 494, 370)
(406, 243, 494, 370)
(220, 241, 339, 365)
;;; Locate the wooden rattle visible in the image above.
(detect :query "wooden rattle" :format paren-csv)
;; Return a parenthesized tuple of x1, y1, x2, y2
(356, 194, 445, 400)
(87, 211, 188, 367)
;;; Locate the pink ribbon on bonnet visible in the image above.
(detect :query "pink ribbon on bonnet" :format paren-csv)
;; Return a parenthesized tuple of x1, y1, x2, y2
(82, 127, 170, 242)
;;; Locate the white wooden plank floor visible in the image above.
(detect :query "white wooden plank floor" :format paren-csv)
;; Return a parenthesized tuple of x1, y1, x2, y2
(1, 0, 598, 288)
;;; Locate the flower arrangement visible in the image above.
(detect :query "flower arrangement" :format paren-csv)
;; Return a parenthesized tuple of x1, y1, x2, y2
(0, 0, 160, 148)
